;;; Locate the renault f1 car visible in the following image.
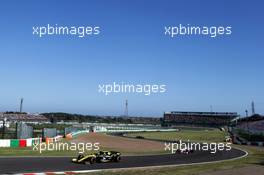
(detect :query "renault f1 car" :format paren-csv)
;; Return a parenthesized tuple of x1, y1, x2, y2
(72, 151, 121, 164)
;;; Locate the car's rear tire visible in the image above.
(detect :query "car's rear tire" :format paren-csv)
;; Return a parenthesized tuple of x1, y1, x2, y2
(114, 155, 121, 162)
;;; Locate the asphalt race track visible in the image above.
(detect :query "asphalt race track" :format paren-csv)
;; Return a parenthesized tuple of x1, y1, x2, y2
(0, 148, 246, 174)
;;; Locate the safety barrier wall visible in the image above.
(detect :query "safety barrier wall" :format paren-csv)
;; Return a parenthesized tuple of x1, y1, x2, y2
(95, 128, 178, 133)
(231, 135, 264, 147)
(66, 130, 89, 139)
(0, 138, 42, 148)
(246, 141, 264, 147)
(66, 129, 178, 139)
(0, 139, 10, 147)
(0, 135, 63, 147)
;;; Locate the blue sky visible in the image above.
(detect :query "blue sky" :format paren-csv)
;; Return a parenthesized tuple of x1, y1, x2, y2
(0, 0, 263, 117)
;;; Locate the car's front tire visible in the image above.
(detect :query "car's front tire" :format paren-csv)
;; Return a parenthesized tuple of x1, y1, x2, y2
(89, 157, 96, 164)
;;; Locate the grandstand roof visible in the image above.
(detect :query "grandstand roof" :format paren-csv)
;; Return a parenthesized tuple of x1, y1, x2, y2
(164, 111, 238, 117)
(0, 113, 48, 122)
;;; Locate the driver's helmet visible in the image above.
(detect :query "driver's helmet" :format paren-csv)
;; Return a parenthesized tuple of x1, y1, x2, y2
(77, 154, 84, 159)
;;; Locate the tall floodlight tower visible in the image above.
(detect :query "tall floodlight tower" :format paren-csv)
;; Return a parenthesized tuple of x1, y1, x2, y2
(245, 110, 248, 117)
(124, 99, 128, 117)
(19, 98, 23, 113)
(210, 105, 213, 113)
(251, 101, 255, 115)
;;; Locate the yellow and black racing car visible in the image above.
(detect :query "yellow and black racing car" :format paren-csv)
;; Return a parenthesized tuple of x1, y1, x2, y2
(72, 151, 121, 164)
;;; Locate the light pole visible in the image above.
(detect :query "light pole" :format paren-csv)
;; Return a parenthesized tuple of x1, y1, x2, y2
(2, 117, 7, 139)
(245, 110, 249, 133)
(245, 110, 248, 117)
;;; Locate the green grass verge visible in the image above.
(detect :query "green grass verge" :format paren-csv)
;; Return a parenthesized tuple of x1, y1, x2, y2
(0, 146, 78, 156)
(0, 145, 167, 157)
(127, 129, 227, 143)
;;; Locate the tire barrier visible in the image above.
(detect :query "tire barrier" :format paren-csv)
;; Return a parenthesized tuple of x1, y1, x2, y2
(45, 135, 63, 144)
(66, 133, 72, 139)
(66, 130, 90, 139)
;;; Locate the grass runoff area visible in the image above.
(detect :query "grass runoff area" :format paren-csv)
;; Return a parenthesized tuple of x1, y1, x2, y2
(0, 134, 166, 157)
(0, 146, 166, 157)
(126, 128, 228, 143)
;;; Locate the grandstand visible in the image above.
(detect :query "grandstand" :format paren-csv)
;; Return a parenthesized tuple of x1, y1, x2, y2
(0, 113, 48, 124)
(163, 111, 238, 127)
(236, 115, 264, 134)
